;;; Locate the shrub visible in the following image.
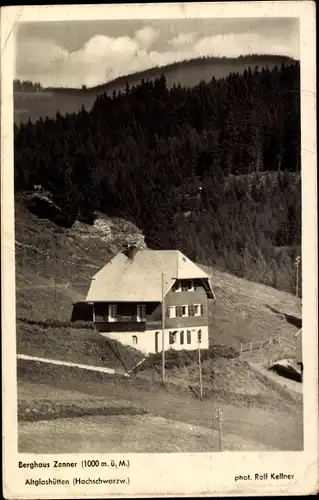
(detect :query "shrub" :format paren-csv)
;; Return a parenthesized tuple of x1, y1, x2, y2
(135, 344, 240, 372)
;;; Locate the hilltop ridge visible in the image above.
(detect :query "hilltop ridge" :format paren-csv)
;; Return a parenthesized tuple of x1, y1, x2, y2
(14, 53, 296, 124)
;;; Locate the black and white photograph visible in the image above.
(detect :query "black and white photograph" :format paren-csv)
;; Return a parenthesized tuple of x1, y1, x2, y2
(1, 2, 317, 498)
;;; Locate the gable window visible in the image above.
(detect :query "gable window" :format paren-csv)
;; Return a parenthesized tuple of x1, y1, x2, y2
(172, 280, 181, 292)
(182, 280, 194, 292)
(108, 304, 118, 322)
(187, 330, 192, 344)
(137, 304, 146, 322)
(169, 331, 177, 345)
(180, 330, 184, 345)
(132, 335, 138, 345)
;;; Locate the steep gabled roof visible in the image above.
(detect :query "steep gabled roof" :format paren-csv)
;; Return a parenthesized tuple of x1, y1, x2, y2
(86, 249, 215, 302)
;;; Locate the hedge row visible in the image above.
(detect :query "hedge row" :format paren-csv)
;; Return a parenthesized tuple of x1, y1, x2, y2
(17, 317, 95, 330)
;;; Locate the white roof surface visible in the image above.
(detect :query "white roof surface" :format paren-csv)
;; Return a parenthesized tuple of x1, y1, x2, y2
(86, 249, 213, 302)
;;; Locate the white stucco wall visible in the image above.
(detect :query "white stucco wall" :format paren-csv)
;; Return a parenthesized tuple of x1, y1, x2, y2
(99, 326, 209, 354)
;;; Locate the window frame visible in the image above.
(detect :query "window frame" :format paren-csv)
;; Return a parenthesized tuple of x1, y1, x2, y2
(108, 304, 118, 322)
(169, 330, 177, 345)
(181, 305, 188, 317)
(137, 304, 146, 322)
(167, 306, 176, 318)
(172, 280, 182, 292)
(194, 304, 201, 316)
(132, 335, 138, 345)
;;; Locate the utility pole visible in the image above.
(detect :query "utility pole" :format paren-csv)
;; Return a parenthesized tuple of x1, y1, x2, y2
(216, 407, 223, 452)
(295, 255, 301, 298)
(198, 338, 203, 401)
(161, 272, 165, 385)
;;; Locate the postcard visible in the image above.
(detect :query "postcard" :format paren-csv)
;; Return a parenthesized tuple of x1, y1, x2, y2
(1, 1, 318, 498)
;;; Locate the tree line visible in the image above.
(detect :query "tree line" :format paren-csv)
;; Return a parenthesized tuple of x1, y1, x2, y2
(14, 80, 43, 92)
(14, 61, 301, 293)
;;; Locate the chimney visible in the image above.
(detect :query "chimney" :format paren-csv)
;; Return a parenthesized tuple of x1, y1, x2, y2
(122, 244, 139, 260)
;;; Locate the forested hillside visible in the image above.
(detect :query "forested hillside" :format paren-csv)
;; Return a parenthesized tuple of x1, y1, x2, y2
(14, 61, 301, 294)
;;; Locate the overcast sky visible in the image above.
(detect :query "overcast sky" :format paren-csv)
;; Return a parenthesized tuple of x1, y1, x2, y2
(16, 18, 300, 88)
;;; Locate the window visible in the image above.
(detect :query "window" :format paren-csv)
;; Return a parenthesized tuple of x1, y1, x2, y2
(187, 304, 203, 316)
(137, 304, 146, 322)
(108, 305, 118, 322)
(198, 329, 202, 343)
(172, 280, 181, 292)
(180, 330, 184, 345)
(182, 280, 194, 292)
(132, 335, 138, 345)
(175, 306, 189, 317)
(187, 330, 192, 344)
(194, 304, 201, 316)
(167, 306, 176, 318)
(169, 331, 177, 345)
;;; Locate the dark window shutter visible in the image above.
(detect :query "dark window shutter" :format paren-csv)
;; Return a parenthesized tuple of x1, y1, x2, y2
(200, 305, 204, 316)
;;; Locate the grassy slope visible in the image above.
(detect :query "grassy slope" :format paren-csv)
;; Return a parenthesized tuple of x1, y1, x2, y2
(14, 55, 294, 124)
(15, 201, 145, 371)
(18, 360, 303, 452)
(200, 264, 301, 348)
(17, 321, 144, 373)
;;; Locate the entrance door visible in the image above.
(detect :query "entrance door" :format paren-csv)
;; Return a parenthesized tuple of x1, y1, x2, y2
(155, 332, 160, 353)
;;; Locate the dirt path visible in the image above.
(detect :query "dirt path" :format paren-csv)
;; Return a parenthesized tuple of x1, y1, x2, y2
(17, 354, 123, 375)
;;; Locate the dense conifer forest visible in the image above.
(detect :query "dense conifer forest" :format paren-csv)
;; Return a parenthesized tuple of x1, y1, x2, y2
(14, 61, 301, 294)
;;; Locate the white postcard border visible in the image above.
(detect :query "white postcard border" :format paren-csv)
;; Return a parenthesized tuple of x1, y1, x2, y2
(1, 2, 318, 498)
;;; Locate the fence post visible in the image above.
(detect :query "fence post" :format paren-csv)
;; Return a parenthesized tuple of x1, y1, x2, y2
(216, 407, 223, 452)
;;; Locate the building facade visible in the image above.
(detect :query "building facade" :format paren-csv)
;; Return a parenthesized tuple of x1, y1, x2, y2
(71, 247, 215, 354)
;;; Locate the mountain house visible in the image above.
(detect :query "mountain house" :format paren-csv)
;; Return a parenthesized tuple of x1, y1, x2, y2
(71, 246, 215, 354)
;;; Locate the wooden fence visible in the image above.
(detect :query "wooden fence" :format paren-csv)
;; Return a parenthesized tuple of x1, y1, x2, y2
(239, 335, 296, 354)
